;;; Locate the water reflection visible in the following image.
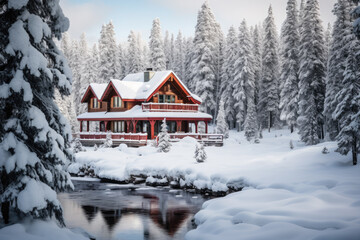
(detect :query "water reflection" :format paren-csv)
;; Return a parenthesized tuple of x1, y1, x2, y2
(58, 180, 208, 240)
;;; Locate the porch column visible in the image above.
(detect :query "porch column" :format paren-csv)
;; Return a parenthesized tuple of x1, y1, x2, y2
(126, 120, 131, 133)
(149, 120, 156, 139)
(80, 121, 83, 132)
(132, 120, 138, 133)
(87, 121, 90, 132)
(205, 121, 208, 134)
(176, 120, 182, 132)
(104, 121, 108, 132)
(195, 121, 198, 133)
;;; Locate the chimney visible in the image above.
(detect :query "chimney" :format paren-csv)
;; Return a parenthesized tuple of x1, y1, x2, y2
(144, 68, 154, 82)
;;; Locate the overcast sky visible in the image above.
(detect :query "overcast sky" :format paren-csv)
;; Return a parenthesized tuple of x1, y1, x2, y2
(60, 0, 336, 44)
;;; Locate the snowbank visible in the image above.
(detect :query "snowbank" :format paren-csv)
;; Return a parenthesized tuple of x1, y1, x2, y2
(0, 220, 89, 240)
(69, 129, 360, 239)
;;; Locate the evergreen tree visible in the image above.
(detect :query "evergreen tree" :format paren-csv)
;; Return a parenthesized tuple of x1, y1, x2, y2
(78, 33, 90, 115)
(194, 143, 207, 163)
(215, 97, 229, 138)
(98, 22, 117, 83)
(193, 1, 222, 115)
(173, 31, 185, 80)
(158, 119, 171, 153)
(101, 131, 113, 148)
(233, 20, 255, 130)
(324, 23, 332, 65)
(184, 37, 195, 89)
(324, 0, 354, 140)
(149, 18, 166, 71)
(258, 6, 280, 132)
(115, 43, 125, 80)
(352, 0, 360, 38)
(0, 0, 73, 225)
(221, 26, 237, 128)
(334, 39, 360, 165)
(244, 98, 258, 142)
(252, 25, 262, 114)
(126, 31, 143, 74)
(298, 0, 326, 145)
(279, 0, 300, 133)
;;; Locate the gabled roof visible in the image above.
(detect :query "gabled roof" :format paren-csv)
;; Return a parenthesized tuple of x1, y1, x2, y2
(101, 71, 202, 103)
(81, 83, 108, 103)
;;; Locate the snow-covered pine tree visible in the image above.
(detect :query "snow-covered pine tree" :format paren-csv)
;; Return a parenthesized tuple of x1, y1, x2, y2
(334, 38, 360, 165)
(352, 0, 360, 38)
(193, 1, 222, 115)
(101, 131, 113, 148)
(126, 31, 143, 74)
(258, 6, 280, 132)
(78, 33, 90, 115)
(184, 37, 195, 89)
(164, 30, 171, 70)
(194, 142, 207, 163)
(252, 25, 263, 113)
(233, 20, 255, 131)
(98, 22, 117, 83)
(0, 0, 73, 225)
(73, 138, 86, 153)
(158, 119, 171, 153)
(297, 0, 326, 145)
(324, 23, 332, 66)
(215, 97, 229, 138)
(115, 43, 125, 80)
(173, 31, 185, 80)
(324, 0, 354, 140)
(279, 0, 300, 133)
(221, 26, 238, 128)
(149, 18, 166, 71)
(213, 31, 225, 122)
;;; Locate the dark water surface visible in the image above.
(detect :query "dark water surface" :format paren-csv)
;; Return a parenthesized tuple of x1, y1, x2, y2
(58, 179, 209, 240)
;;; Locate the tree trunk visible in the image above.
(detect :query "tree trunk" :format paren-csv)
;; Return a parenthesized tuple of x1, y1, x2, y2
(353, 136, 358, 166)
(268, 111, 272, 132)
(290, 124, 294, 133)
(1, 202, 10, 224)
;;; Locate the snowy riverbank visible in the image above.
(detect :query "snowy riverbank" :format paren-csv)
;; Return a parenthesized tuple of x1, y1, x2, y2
(68, 129, 360, 239)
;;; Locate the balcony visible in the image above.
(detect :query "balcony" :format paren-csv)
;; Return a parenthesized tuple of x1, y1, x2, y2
(142, 103, 199, 112)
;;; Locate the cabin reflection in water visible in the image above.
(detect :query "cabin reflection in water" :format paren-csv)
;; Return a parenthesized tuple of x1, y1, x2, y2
(58, 183, 205, 240)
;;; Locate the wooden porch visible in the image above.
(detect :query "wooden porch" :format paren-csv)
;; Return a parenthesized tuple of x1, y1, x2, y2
(78, 132, 148, 147)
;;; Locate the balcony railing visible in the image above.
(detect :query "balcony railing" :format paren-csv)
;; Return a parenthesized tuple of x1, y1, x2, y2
(78, 132, 147, 146)
(142, 103, 199, 112)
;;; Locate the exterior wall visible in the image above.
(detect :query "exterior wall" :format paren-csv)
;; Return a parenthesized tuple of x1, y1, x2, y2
(88, 101, 107, 112)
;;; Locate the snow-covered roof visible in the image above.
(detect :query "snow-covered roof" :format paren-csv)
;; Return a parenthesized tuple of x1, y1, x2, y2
(89, 83, 107, 100)
(109, 70, 202, 103)
(77, 105, 212, 120)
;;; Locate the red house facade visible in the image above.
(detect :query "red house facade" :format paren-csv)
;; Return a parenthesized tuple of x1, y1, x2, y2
(77, 70, 219, 146)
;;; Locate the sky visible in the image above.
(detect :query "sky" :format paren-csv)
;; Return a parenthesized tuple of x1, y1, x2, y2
(60, 0, 337, 44)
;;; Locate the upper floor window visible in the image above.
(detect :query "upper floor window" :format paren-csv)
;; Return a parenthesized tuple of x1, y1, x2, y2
(112, 96, 122, 108)
(91, 98, 99, 109)
(158, 95, 175, 103)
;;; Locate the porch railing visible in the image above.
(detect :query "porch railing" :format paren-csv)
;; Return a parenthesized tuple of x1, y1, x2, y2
(78, 132, 148, 142)
(142, 103, 199, 112)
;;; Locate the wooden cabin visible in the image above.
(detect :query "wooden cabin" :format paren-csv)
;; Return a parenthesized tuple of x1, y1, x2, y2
(77, 70, 223, 146)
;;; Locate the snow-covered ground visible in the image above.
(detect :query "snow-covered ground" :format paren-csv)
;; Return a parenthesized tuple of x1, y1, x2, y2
(68, 129, 360, 239)
(0, 219, 90, 240)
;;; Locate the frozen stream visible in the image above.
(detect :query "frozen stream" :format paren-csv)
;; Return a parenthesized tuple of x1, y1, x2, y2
(58, 178, 210, 240)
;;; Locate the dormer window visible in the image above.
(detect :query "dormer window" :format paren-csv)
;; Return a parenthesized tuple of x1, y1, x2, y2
(112, 96, 122, 108)
(91, 98, 99, 109)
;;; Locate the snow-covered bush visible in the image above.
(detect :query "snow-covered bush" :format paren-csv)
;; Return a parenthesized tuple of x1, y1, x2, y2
(73, 138, 86, 153)
(101, 131, 113, 148)
(195, 142, 207, 163)
(322, 147, 329, 154)
(93, 144, 98, 151)
(290, 140, 294, 150)
(158, 118, 171, 153)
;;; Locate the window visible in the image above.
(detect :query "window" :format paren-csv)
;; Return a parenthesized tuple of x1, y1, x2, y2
(158, 95, 175, 103)
(113, 121, 125, 133)
(112, 96, 122, 108)
(91, 98, 99, 109)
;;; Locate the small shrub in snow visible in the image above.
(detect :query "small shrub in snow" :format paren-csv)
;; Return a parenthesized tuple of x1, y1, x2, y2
(73, 138, 86, 153)
(101, 131, 113, 148)
(158, 118, 171, 153)
(93, 144, 98, 151)
(322, 147, 329, 154)
(290, 140, 294, 150)
(195, 142, 207, 163)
